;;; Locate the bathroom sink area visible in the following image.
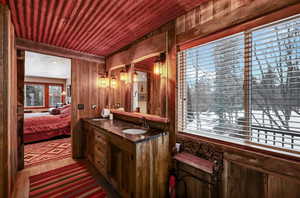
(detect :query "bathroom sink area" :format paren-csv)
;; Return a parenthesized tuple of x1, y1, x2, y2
(122, 128, 147, 135)
(91, 118, 107, 121)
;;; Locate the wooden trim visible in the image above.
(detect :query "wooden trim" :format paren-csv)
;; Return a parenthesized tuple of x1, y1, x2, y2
(178, 3, 300, 50)
(16, 38, 105, 63)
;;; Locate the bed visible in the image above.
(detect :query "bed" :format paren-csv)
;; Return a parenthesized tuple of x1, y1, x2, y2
(24, 105, 71, 143)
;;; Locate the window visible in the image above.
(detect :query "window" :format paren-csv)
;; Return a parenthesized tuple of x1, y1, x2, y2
(24, 83, 64, 108)
(178, 15, 300, 152)
(49, 85, 63, 107)
(25, 84, 45, 107)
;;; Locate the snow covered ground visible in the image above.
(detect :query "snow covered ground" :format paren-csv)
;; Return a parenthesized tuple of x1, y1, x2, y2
(182, 110, 300, 151)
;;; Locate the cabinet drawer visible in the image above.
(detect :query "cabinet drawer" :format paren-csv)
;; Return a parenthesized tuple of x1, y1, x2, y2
(94, 155, 106, 175)
(94, 146, 106, 160)
(94, 132, 107, 145)
(94, 140, 107, 153)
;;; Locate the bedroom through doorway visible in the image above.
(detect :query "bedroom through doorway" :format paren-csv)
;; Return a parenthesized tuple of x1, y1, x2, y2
(22, 51, 72, 168)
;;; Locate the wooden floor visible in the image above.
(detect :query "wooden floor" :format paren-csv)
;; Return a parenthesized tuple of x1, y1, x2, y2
(12, 157, 120, 198)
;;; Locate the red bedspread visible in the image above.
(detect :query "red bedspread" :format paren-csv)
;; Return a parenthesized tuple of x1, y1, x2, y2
(24, 114, 71, 143)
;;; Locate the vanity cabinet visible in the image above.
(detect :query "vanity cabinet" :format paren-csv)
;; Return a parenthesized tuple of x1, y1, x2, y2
(83, 119, 169, 198)
(94, 132, 108, 179)
(84, 123, 109, 179)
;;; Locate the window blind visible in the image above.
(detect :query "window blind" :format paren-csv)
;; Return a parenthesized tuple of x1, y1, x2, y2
(250, 16, 300, 150)
(178, 33, 247, 141)
(178, 15, 300, 152)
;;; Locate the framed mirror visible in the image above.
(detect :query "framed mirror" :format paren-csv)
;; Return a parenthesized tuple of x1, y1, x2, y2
(108, 53, 167, 117)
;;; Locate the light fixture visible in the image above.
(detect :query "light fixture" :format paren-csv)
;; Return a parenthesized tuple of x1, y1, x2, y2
(133, 71, 138, 82)
(98, 73, 109, 88)
(61, 91, 67, 96)
(120, 68, 127, 81)
(111, 76, 117, 88)
(153, 62, 161, 75)
(153, 53, 166, 75)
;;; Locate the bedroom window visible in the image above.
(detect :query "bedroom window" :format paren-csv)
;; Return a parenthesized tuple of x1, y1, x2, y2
(25, 84, 45, 107)
(49, 85, 63, 107)
(24, 83, 64, 108)
(178, 15, 300, 152)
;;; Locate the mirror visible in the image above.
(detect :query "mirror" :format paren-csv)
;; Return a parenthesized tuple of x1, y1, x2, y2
(108, 65, 132, 112)
(108, 53, 167, 117)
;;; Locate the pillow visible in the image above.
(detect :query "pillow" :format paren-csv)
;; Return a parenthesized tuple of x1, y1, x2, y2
(60, 105, 71, 118)
(50, 108, 60, 115)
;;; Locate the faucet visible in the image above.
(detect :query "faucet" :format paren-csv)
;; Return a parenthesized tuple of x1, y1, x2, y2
(142, 117, 149, 129)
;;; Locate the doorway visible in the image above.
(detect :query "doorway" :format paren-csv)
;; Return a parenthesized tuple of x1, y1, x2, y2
(19, 51, 72, 168)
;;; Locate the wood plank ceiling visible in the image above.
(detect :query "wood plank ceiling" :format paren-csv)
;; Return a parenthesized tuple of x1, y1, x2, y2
(7, 0, 207, 56)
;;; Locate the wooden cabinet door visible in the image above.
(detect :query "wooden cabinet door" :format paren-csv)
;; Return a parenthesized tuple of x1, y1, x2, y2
(94, 131, 108, 178)
(108, 143, 135, 198)
(84, 125, 94, 163)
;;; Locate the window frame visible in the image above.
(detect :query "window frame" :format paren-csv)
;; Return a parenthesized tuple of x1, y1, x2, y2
(24, 82, 64, 109)
(177, 13, 300, 155)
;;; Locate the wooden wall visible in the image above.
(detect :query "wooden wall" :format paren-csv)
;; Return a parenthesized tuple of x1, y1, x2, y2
(176, 0, 300, 45)
(71, 59, 107, 158)
(0, 5, 18, 198)
(174, 2, 300, 197)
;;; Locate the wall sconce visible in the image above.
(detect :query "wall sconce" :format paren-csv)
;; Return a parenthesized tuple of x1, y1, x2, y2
(110, 76, 117, 88)
(120, 68, 127, 81)
(61, 91, 67, 96)
(133, 71, 138, 82)
(98, 73, 109, 88)
(153, 52, 166, 75)
(153, 62, 161, 75)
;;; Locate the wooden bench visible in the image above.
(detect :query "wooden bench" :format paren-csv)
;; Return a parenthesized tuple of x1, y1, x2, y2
(173, 138, 224, 198)
(174, 152, 214, 174)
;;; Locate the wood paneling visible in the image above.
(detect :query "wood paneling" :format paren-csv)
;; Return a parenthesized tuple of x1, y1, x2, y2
(16, 38, 104, 64)
(8, 0, 206, 56)
(225, 162, 266, 198)
(107, 33, 166, 69)
(176, 0, 300, 46)
(0, 5, 18, 197)
(267, 175, 300, 198)
(71, 59, 106, 158)
(166, 22, 177, 151)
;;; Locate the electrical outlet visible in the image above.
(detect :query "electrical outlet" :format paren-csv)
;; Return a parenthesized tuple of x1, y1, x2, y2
(78, 104, 84, 110)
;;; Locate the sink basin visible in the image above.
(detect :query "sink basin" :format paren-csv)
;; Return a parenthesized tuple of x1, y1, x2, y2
(122, 129, 147, 135)
(92, 118, 106, 121)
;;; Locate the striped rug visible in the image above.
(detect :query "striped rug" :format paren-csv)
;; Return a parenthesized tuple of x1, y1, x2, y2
(29, 162, 107, 198)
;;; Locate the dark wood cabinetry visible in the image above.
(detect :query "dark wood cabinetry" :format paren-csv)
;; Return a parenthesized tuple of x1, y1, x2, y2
(83, 120, 169, 198)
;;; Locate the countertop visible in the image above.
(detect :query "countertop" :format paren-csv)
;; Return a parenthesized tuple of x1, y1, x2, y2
(82, 118, 167, 143)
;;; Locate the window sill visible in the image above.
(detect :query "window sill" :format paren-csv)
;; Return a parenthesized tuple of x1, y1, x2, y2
(177, 131, 300, 163)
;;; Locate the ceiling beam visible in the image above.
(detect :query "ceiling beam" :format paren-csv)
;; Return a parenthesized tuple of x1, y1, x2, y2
(16, 38, 105, 63)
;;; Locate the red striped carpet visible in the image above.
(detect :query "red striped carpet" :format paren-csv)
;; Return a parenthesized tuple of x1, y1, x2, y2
(29, 162, 107, 198)
(25, 138, 72, 168)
